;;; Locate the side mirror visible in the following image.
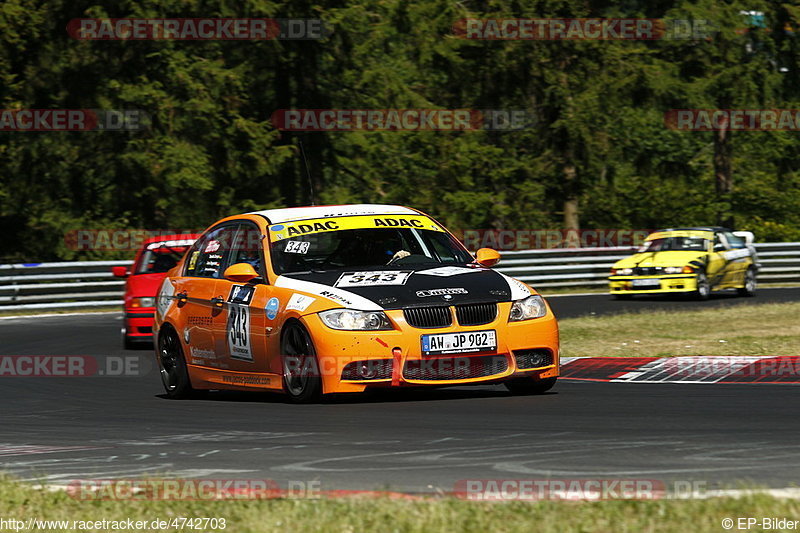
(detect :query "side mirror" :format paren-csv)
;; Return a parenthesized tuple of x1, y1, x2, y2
(223, 263, 260, 283)
(112, 266, 129, 278)
(713, 243, 726, 252)
(475, 248, 501, 267)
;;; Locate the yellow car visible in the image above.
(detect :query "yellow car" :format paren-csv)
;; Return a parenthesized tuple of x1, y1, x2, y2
(153, 204, 559, 402)
(609, 227, 758, 300)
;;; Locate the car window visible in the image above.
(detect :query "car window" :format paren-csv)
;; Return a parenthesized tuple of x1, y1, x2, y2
(186, 225, 237, 279)
(224, 223, 266, 279)
(724, 232, 746, 249)
(643, 237, 708, 252)
(270, 226, 473, 275)
(134, 248, 185, 274)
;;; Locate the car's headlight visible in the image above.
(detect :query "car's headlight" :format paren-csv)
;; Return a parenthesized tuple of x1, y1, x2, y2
(612, 268, 633, 276)
(663, 267, 683, 274)
(509, 295, 547, 322)
(319, 309, 392, 330)
(131, 297, 156, 308)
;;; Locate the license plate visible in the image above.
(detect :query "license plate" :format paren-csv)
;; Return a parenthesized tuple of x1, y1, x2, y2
(421, 330, 497, 355)
(632, 278, 661, 288)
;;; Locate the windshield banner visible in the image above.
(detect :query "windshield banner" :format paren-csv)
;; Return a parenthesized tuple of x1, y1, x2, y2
(268, 215, 445, 242)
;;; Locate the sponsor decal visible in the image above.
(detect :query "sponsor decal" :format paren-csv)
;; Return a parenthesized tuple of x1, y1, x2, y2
(286, 294, 316, 312)
(228, 285, 255, 305)
(319, 290, 352, 306)
(187, 251, 199, 271)
(274, 276, 382, 310)
(284, 240, 310, 254)
(335, 271, 412, 287)
(415, 266, 482, 277)
(268, 215, 443, 242)
(204, 240, 221, 253)
(265, 297, 280, 320)
(190, 346, 216, 359)
(416, 288, 468, 298)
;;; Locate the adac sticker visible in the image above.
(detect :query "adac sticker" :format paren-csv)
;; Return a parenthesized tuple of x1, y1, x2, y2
(266, 297, 280, 320)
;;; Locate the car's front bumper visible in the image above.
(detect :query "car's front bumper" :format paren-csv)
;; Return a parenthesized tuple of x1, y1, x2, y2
(609, 275, 699, 294)
(302, 302, 560, 394)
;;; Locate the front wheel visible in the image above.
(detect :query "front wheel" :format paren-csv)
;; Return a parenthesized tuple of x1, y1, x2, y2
(281, 322, 322, 403)
(158, 328, 196, 399)
(504, 377, 557, 395)
(737, 268, 757, 297)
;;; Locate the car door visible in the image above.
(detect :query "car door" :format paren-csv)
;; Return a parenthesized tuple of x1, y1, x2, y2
(705, 233, 728, 287)
(213, 222, 275, 373)
(178, 224, 236, 368)
(720, 231, 750, 286)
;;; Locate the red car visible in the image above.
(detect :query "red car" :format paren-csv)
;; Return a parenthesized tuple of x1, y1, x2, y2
(113, 234, 199, 349)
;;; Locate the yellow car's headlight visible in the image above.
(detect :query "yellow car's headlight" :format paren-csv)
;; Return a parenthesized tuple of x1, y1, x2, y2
(612, 267, 633, 276)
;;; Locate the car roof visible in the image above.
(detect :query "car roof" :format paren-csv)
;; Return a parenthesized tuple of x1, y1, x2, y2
(142, 233, 200, 248)
(657, 227, 730, 233)
(249, 204, 420, 224)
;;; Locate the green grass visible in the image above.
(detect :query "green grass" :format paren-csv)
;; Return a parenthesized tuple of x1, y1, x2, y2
(2, 477, 800, 533)
(559, 301, 800, 357)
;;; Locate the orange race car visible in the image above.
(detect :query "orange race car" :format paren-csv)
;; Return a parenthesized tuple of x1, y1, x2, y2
(153, 204, 559, 402)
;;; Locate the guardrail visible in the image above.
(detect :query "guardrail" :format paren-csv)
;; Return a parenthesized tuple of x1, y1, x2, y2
(1, 242, 798, 311)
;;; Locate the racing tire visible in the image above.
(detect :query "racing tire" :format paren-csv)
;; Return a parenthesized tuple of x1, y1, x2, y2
(737, 268, 757, 297)
(281, 322, 322, 403)
(158, 327, 197, 399)
(693, 273, 710, 301)
(504, 377, 557, 395)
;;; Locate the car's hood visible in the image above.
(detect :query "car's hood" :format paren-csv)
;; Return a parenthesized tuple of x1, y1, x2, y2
(277, 266, 530, 310)
(125, 272, 169, 298)
(613, 250, 707, 269)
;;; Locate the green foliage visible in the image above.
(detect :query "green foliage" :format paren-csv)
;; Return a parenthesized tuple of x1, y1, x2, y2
(0, 0, 799, 261)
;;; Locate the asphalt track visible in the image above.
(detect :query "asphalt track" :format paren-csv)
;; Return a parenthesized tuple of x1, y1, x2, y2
(1, 288, 799, 492)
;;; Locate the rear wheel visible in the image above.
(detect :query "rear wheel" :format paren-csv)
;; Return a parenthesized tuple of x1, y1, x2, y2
(737, 268, 757, 297)
(158, 327, 196, 399)
(504, 377, 557, 395)
(694, 273, 710, 300)
(281, 322, 322, 403)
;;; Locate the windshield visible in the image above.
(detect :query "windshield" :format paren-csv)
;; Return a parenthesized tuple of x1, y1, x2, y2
(134, 248, 188, 274)
(641, 236, 708, 252)
(270, 227, 473, 275)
